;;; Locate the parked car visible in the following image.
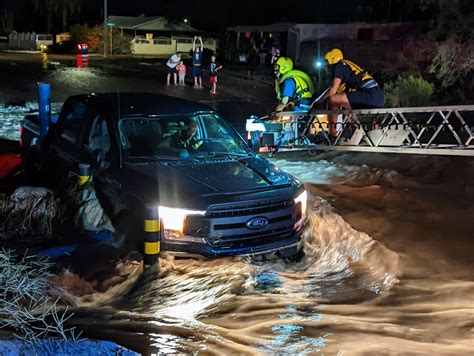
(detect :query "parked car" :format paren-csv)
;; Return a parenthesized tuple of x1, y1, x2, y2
(35, 33, 53, 51)
(20, 93, 308, 258)
(46, 40, 88, 54)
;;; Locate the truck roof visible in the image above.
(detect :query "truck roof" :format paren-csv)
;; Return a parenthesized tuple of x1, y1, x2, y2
(71, 92, 216, 118)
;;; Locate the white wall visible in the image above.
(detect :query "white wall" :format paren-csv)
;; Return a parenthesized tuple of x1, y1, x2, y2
(131, 35, 217, 56)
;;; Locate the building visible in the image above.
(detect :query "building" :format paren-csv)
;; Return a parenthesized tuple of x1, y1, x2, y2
(227, 22, 428, 63)
(108, 15, 217, 56)
(8, 31, 53, 50)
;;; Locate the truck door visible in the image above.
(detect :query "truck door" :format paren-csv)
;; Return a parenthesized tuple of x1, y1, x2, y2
(83, 114, 123, 218)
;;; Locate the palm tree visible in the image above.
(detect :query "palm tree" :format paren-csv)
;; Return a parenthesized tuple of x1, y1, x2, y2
(1, 7, 14, 33)
(58, 0, 81, 32)
(33, 0, 57, 33)
(33, 0, 81, 33)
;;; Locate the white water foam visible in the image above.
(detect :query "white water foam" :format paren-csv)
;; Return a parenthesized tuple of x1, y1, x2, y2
(0, 102, 62, 141)
(270, 158, 413, 188)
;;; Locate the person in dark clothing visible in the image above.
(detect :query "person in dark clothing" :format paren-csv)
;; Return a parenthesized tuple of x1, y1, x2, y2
(247, 45, 259, 80)
(192, 36, 204, 88)
(259, 38, 268, 65)
(324, 48, 384, 138)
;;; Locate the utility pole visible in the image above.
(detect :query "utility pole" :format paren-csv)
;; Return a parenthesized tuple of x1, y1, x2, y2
(103, 0, 107, 58)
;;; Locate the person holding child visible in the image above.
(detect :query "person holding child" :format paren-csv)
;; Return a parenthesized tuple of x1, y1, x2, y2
(166, 52, 181, 85)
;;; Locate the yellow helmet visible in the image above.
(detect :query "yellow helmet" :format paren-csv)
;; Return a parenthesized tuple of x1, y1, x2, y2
(324, 48, 343, 65)
(274, 57, 293, 75)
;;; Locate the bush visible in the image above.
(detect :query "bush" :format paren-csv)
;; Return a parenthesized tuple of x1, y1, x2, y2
(70, 24, 131, 55)
(384, 75, 434, 107)
(111, 30, 132, 55)
(428, 38, 473, 90)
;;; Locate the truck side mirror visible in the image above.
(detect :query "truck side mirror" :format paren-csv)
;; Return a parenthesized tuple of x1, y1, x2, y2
(93, 149, 110, 170)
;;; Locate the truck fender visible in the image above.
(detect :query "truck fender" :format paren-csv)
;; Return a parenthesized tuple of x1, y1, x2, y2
(112, 193, 146, 251)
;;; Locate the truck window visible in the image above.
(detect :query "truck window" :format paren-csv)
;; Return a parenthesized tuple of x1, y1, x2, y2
(118, 114, 249, 161)
(58, 100, 87, 145)
(88, 116, 110, 155)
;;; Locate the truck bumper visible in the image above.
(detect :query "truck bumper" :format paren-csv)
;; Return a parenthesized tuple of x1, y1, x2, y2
(161, 219, 308, 258)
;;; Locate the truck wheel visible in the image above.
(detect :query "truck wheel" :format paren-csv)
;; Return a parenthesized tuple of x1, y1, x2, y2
(113, 211, 143, 252)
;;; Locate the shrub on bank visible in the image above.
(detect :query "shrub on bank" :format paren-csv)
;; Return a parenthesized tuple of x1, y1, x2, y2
(384, 75, 434, 107)
(0, 249, 79, 344)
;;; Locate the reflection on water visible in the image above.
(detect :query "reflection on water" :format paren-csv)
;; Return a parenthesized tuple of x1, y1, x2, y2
(41, 52, 48, 70)
(76, 54, 89, 69)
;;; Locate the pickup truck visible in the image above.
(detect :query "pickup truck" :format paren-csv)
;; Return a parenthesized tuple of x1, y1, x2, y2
(20, 93, 308, 258)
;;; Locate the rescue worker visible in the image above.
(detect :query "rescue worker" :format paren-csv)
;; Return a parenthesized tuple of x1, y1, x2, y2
(274, 57, 314, 112)
(160, 118, 201, 158)
(172, 118, 201, 150)
(324, 48, 384, 138)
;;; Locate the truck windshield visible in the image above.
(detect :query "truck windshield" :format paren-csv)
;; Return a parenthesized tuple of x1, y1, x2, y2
(118, 113, 250, 161)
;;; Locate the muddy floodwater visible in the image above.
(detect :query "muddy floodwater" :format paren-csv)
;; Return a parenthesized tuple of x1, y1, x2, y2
(64, 153, 473, 355)
(0, 58, 472, 354)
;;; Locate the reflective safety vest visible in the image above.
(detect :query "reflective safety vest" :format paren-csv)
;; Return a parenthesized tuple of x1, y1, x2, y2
(336, 59, 374, 94)
(173, 135, 202, 150)
(276, 70, 314, 102)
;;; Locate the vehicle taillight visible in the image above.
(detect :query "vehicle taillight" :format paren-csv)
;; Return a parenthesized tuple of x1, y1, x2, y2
(19, 126, 23, 147)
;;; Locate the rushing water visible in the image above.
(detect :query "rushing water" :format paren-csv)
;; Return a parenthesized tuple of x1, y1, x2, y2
(61, 155, 473, 355)
(1, 101, 472, 354)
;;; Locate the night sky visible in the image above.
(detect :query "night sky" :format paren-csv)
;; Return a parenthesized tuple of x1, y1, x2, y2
(1, 0, 430, 32)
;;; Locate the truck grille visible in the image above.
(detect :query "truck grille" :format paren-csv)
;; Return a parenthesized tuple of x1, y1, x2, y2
(207, 198, 292, 218)
(184, 197, 299, 252)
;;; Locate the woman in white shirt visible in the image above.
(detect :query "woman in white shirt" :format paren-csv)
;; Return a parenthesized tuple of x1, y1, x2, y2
(166, 52, 181, 85)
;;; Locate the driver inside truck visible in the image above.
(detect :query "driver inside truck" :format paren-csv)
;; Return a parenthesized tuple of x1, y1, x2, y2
(160, 117, 201, 158)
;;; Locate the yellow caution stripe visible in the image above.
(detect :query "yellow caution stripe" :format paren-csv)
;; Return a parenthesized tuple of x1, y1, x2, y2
(144, 241, 160, 255)
(144, 219, 160, 232)
(78, 175, 90, 185)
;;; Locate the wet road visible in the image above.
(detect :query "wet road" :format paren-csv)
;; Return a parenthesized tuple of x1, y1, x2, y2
(0, 52, 274, 133)
(1, 53, 473, 354)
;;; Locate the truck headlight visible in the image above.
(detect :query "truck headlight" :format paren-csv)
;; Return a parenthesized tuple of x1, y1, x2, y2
(294, 190, 307, 217)
(158, 206, 206, 233)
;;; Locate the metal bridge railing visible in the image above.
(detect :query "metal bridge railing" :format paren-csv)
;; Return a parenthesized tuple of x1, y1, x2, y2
(254, 105, 474, 156)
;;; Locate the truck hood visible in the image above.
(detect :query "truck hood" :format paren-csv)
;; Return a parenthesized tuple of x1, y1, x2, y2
(120, 155, 300, 209)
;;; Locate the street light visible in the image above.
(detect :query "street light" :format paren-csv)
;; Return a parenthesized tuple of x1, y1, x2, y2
(316, 37, 322, 92)
(314, 60, 323, 93)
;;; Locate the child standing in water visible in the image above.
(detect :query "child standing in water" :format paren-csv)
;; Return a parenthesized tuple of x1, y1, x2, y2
(209, 55, 222, 94)
(176, 60, 187, 86)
